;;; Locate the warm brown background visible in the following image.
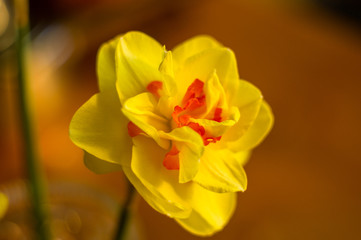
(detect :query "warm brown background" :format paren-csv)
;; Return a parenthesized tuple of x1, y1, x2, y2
(1, 0, 361, 239)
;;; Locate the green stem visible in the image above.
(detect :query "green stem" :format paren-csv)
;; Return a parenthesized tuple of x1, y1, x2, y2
(14, 0, 51, 239)
(113, 180, 136, 240)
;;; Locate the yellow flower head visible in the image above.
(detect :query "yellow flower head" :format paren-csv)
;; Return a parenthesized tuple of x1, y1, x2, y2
(70, 31, 273, 236)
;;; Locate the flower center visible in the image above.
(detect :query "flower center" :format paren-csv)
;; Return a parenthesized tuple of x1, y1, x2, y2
(171, 79, 222, 146)
(126, 79, 223, 171)
(165, 79, 223, 170)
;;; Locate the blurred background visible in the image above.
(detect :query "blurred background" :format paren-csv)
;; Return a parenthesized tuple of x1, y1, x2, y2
(1, 0, 361, 239)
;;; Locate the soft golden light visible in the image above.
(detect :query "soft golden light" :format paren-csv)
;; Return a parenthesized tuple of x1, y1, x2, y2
(0, 0, 10, 37)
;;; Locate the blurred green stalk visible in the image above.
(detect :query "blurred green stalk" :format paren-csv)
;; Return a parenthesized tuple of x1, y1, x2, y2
(14, 0, 51, 239)
(113, 180, 135, 240)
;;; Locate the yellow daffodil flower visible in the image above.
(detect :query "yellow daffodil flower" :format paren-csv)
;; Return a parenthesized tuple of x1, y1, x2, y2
(70, 31, 273, 236)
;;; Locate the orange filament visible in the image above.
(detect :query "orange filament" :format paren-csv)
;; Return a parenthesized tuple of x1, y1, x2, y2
(163, 145, 180, 170)
(213, 108, 222, 122)
(147, 81, 163, 98)
(187, 122, 205, 136)
(172, 79, 206, 128)
(181, 79, 205, 106)
(204, 136, 222, 145)
(127, 121, 144, 137)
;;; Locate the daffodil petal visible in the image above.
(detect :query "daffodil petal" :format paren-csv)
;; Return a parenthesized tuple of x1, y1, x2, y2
(231, 150, 252, 166)
(222, 80, 263, 142)
(156, 95, 176, 119)
(227, 101, 274, 151)
(204, 71, 228, 115)
(69, 93, 131, 166)
(130, 135, 236, 235)
(175, 48, 239, 102)
(120, 31, 164, 69)
(159, 50, 174, 78)
(172, 35, 222, 67)
(160, 127, 205, 183)
(231, 79, 263, 109)
(97, 35, 120, 93)
(122, 92, 170, 149)
(176, 185, 236, 236)
(83, 151, 122, 174)
(0, 192, 8, 219)
(194, 147, 248, 193)
(190, 107, 239, 138)
(129, 136, 191, 218)
(158, 51, 177, 97)
(115, 31, 165, 102)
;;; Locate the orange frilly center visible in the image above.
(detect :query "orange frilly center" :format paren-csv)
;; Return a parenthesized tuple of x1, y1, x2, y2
(127, 79, 223, 170)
